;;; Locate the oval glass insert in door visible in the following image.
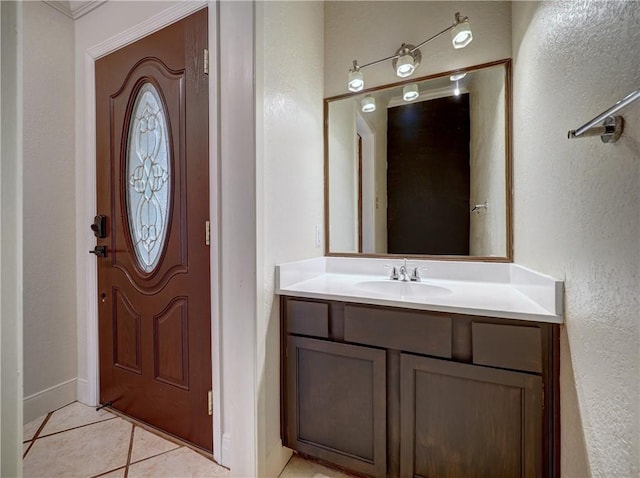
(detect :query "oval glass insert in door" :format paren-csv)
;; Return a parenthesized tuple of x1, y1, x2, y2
(126, 82, 171, 273)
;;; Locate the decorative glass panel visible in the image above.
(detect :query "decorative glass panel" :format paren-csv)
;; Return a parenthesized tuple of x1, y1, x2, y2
(126, 83, 170, 273)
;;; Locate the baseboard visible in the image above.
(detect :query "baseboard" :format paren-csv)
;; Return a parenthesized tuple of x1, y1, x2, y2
(23, 378, 77, 423)
(75, 378, 94, 406)
(220, 432, 231, 468)
(266, 441, 293, 478)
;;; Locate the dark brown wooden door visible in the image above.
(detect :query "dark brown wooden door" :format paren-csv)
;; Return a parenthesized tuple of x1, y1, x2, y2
(400, 353, 542, 478)
(387, 94, 470, 255)
(95, 9, 212, 451)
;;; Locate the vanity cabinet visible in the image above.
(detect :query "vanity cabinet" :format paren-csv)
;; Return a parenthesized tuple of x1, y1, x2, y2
(281, 297, 559, 478)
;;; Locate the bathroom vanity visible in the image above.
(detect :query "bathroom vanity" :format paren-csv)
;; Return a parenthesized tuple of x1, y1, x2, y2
(297, 48, 552, 476)
(277, 257, 562, 478)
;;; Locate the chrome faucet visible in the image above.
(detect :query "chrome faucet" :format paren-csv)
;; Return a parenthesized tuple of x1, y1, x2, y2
(387, 259, 425, 282)
(399, 264, 410, 282)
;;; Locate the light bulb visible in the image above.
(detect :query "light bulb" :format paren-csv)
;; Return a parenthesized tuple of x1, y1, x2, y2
(454, 80, 460, 96)
(403, 84, 419, 102)
(395, 54, 416, 78)
(361, 96, 376, 112)
(348, 69, 364, 92)
(451, 20, 473, 49)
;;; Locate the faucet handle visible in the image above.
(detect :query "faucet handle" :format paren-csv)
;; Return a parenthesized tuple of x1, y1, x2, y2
(410, 266, 428, 282)
(384, 265, 399, 280)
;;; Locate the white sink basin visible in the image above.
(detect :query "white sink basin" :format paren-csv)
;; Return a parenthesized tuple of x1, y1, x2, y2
(355, 280, 452, 298)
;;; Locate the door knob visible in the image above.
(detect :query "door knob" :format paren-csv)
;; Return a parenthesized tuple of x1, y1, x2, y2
(89, 245, 107, 257)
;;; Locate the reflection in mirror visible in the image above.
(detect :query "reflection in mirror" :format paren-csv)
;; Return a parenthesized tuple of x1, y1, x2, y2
(326, 60, 511, 259)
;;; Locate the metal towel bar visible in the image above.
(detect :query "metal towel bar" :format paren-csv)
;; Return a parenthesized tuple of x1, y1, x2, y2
(568, 89, 640, 143)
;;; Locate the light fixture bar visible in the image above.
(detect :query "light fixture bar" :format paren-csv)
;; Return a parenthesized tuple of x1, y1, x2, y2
(352, 12, 469, 72)
(357, 52, 403, 71)
(409, 24, 455, 53)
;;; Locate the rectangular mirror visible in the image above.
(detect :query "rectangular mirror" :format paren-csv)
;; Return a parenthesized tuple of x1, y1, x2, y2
(325, 59, 512, 261)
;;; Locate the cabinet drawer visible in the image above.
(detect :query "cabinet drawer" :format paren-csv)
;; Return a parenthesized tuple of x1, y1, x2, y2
(472, 322, 542, 373)
(286, 299, 329, 338)
(344, 305, 452, 358)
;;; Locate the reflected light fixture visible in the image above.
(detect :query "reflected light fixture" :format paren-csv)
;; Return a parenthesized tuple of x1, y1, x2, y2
(361, 95, 376, 112)
(403, 84, 420, 102)
(450, 72, 466, 96)
(346, 12, 473, 92)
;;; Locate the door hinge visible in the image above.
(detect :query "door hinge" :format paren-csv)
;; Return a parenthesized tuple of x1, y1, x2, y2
(208, 390, 213, 416)
(205, 220, 210, 246)
(204, 49, 209, 75)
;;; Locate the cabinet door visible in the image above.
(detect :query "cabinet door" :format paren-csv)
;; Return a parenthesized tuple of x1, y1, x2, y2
(287, 336, 387, 478)
(400, 354, 542, 478)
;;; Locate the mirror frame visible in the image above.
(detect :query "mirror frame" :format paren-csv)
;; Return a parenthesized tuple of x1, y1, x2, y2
(324, 58, 513, 262)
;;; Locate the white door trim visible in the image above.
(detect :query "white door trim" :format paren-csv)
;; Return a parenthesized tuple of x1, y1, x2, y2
(76, 0, 225, 464)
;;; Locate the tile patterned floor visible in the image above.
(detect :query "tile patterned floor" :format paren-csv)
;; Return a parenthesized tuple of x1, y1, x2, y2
(23, 402, 350, 478)
(278, 456, 352, 478)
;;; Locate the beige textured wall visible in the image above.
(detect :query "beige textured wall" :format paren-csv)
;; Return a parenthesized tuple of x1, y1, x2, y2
(512, 2, 639, 476)
(469, 65, 507, 256)
(22, 1, 77, 422)
(256, 1, 325, 475)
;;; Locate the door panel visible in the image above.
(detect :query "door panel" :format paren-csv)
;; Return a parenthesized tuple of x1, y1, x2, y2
(153, 297, 189, 389)
(111, 60, 188, 294)
(95, 9, 212, 451)
(387, 95, 470, 255)
(400, 353, 542, 478)
(286, 336, 387, 478)
(112, 289, 142, 374)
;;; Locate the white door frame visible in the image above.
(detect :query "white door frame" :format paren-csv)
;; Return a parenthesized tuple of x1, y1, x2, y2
(356, 113, 375, 253)
(76, 0, 224, 464)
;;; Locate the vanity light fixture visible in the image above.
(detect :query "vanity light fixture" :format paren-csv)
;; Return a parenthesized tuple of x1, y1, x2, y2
(393, 45, 420, 78)
(403, 84, 420, 102)
(346, 12, 473, 92)
(361, 95, 376, 112)
(348, 63, 364, 92)
(451, 13, 473, 48)
(454, 81, 461, 97)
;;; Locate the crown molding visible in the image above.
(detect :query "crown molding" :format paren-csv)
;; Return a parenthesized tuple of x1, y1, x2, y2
(43, 1, 108, 20)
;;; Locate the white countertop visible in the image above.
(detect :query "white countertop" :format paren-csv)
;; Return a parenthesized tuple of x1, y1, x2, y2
(276, 257, 564, 324)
